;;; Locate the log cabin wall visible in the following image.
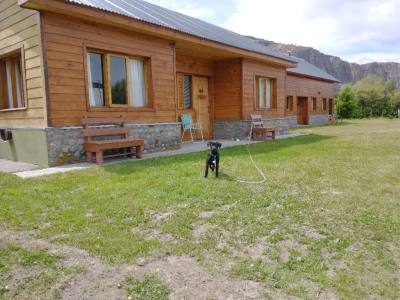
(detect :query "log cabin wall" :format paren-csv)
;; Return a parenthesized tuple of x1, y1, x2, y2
(41, 12, 176, 127)
(214, 59, 242, 120)
(242, 58, 287, 120)
(286, 74, 335, 116)
(0, 0, 47, 128)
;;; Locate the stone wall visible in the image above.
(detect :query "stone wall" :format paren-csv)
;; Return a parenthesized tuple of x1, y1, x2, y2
(214, 116, 297, 140)
(309, 115, 329, 126)
(46, 123, 181, 167)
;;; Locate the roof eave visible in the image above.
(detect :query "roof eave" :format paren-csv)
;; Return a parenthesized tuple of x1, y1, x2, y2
(19, 0, 297, 68)
(287, 71, 340, 83)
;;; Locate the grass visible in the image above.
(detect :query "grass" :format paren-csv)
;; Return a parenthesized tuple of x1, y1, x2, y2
(125, 274, 171, 300)
(0, 243, 81, 299)
(0, 118, 400, 299)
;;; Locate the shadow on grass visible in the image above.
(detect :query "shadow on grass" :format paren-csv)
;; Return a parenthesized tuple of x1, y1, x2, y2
(103, 134, 334, 176)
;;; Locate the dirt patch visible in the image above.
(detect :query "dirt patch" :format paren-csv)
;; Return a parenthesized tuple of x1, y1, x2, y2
(0, 229, 128, 300)
(132, 255, 264, 300)
(278, 240, 308, 263)
(321, 248, 347, 279)
(302, 226, 325, 240)
(152, 210, 176, 222)
(192, 223, 215, 239)
(1, 228, 265, 299)
(198, 203, 236, 219)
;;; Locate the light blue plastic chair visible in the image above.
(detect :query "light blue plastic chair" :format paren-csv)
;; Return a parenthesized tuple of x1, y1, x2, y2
(180, 114, 204, 142)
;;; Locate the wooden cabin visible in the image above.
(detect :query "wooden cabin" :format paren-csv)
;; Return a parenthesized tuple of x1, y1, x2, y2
(0, 0, 338, 167)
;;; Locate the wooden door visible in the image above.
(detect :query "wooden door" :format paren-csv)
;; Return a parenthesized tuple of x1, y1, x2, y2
(329, 98, 333, 115)
(297, 97, 308, 125)
(192, 76, 211, 138)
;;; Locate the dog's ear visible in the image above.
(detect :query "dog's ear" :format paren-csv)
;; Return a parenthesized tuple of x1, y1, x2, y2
(216, 142, 222, 148)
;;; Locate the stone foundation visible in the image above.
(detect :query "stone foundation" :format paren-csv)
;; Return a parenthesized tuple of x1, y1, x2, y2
(214, 116, 297, 140)
(46, 122, 181, 167)
(308, 114, 329, 126)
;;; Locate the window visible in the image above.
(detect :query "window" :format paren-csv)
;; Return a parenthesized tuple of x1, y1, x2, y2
(109, 56, 127, 105)
(87, 50, 148, 108)
(0, 52, 25, 110)
(87, 52, 104, 107)
(322, 98, 327, 111)
(129, 58, 147, 107)
(286, 96, 294, 111)
(312, 97, 317, 111)
(256, 77, 276, 109)
(183, 74, 192, 109)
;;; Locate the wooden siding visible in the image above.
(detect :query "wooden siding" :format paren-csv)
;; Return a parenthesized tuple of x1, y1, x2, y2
(41, 12, 176, 127)
(286, 74, 335, 116)
(242, 58, 286, 120)
(0, 0, 47, 127)
(214, 59, 242, 120)
(176, 54, 215, 77)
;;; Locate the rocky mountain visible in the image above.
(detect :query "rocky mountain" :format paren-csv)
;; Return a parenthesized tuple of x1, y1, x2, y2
(250, 37, 400, 87)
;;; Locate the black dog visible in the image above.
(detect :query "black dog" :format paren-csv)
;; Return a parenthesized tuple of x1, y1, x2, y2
(205, 142, 222, 178)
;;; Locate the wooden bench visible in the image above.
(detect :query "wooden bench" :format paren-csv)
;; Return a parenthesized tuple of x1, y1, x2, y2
(250, 114, 276, 141)
(82, 116, 144, 165)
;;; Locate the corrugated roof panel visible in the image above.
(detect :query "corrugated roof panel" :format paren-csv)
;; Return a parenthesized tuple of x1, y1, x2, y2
(288, 57, 339, 82)
(65, 0, 295, 62)
(63, 0, 339, 82)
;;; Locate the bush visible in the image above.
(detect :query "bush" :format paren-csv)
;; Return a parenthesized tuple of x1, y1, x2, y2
(337, 75, 400, 119)
(336, 84, 356, 120)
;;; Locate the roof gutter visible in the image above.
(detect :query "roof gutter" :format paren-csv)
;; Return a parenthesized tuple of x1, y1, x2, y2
(19, 0, 297, 68)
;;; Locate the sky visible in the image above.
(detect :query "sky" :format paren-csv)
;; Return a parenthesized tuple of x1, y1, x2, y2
(146, 0, 400, 64)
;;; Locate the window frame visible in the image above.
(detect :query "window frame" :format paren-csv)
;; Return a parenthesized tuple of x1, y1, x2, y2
(85, 47, 153, 112)
(182, 74, 193, 110)
(322, 98, 327, 111)
(108, 53, 129, 107)
(255, 76, 277, 110)
(286, 96, 294, 111)
(0, 46, 27, 113)
(312, 97, 317, 111)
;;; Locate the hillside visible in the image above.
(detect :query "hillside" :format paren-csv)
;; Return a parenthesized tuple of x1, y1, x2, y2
(251, 37, 400, 86)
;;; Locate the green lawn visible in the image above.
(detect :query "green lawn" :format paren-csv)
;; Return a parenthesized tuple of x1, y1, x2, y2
(1, 119, 399, 299)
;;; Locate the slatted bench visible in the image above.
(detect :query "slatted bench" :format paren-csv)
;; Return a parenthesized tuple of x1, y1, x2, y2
(251, 114, 276, 141)
(82, 116, 144, 165)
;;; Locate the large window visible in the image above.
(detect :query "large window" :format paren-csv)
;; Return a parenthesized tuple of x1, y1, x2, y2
(87, 50, 148, 108)
(256, 77, 276, 109)
(0, 52, 25, 110)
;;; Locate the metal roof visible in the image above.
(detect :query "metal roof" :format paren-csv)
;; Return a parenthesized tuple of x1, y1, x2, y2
(63, 0, 338, 82)
(65, 0, 295, 63)
(288, 56, 339, 82)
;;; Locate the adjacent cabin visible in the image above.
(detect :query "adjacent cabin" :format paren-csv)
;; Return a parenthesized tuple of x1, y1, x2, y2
(0, 0, 338, 167)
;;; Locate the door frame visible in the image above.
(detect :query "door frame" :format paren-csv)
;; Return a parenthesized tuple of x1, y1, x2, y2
(176, 72, 214, 140)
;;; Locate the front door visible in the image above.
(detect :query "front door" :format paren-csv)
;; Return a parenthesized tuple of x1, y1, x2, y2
(297, 97, 308, 125)
(192, 76, 211, 139)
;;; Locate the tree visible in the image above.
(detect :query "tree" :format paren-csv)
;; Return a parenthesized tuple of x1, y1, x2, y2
(353, 75, 386, 118)
(336, 84, 356, 121)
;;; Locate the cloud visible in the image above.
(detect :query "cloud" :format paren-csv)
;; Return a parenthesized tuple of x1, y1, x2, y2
(223, 0, 400, 62)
